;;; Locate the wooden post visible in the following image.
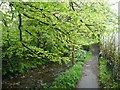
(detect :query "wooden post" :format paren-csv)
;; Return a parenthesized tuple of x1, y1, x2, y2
(72, 45, 75, 65)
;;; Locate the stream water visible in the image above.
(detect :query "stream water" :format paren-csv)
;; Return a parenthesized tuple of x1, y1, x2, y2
(2, 62, 71, 89)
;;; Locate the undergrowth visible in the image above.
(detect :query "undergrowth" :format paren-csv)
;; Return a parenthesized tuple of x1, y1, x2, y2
(99, 57, 120, 89)
(49, 61, 84, 90)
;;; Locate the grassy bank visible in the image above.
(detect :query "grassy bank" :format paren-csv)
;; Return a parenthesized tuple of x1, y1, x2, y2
(99, 57, 120, 89)
(50, 61, 84, 89)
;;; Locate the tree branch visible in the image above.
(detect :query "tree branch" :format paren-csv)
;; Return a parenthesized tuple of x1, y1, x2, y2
(25, 30, 40, 40)
(22, 43, 36, 55)
(69, 1, 75, 11)
(23, 13, 49, 25)
(0, 2, 3, 7)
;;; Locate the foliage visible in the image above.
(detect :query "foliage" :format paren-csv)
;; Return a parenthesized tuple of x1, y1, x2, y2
(101, 32, 120, 82)
(75, 48, 92, 62)
(75, 49, 86, 62)
(1, 1, 117, 78)
(84, 51, 92, 61)
(99, 57, 120, 89)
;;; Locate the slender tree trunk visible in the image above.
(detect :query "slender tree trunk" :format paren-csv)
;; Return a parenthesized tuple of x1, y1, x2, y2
(72, 45, 75, 65)
(18, 13, 22, 42)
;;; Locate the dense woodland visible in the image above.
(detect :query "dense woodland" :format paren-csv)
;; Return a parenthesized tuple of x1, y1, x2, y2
(1, 0, 120, 89)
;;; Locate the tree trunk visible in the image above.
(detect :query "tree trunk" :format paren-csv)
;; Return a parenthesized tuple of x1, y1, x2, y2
(72, 45, 75, 65)
(18, 13, 22, 42)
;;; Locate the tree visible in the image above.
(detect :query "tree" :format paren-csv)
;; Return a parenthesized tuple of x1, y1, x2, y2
(1, 1, 116, 77)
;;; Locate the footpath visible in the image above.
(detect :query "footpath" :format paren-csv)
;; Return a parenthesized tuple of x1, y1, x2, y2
(76, 46, 100, 88)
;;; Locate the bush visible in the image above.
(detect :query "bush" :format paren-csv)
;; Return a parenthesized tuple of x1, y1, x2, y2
(101, 38, 120, 82)
(2, 45, 54, 78)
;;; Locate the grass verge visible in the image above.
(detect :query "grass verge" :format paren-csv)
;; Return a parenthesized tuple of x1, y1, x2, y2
(98, 57, 120, 89)
(49, 61, 84, 90)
